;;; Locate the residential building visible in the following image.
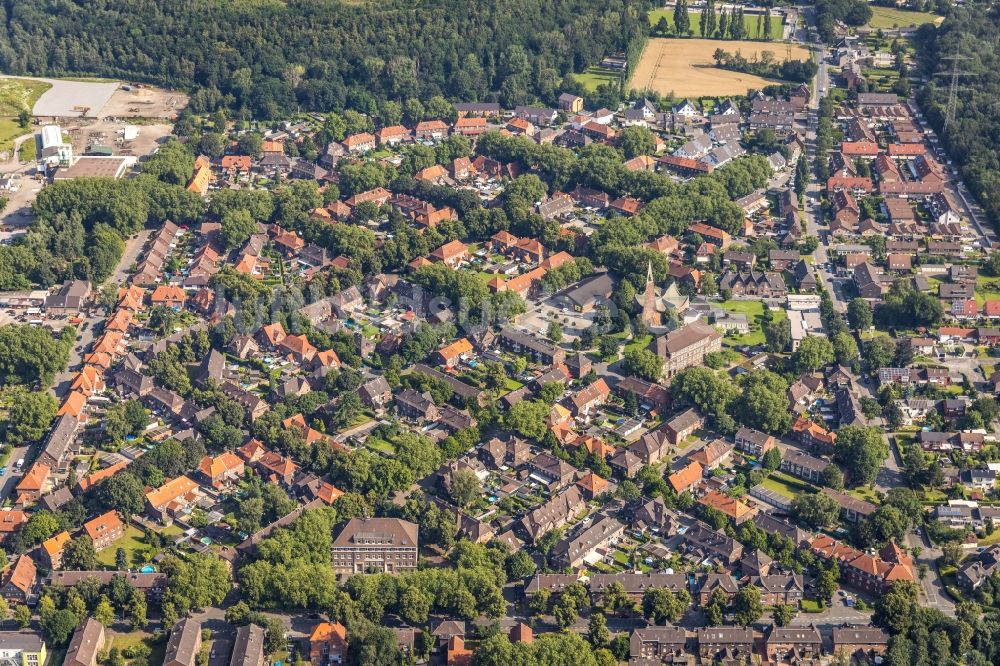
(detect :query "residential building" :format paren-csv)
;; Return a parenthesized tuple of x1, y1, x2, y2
(0, 632, 47, 666)
(83, 511, 124, 551)
(164, 618, 202, 666)
(520, 486, 586, 543)
(629, 627, 687, 663)
(65, 619, 105, 666)
(309, 622, 347, 665)
(1, 555, 36, 603)
(230, 624, 265, 666)
(766, 625, 822, 664)
(735, 427, 776, 456)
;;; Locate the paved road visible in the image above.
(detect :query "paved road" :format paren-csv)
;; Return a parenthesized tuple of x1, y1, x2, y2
(801, 45, 848, 314)
(51, 229, 149, 398)
(904, 530, 956, 616)
(0, 444, 28, 503)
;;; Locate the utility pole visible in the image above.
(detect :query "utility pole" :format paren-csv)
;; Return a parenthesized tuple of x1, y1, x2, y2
(935, 47, 973, 130)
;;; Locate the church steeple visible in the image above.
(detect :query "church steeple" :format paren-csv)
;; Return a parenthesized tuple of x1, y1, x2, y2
(641, 261, 660, 327)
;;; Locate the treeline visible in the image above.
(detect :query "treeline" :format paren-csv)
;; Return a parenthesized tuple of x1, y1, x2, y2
(815, 0, 873, 42)
(915, 5, 1000, 229)
(712, 49, 818, 84)
(0, 0, 651, 117)
(0, 140, 202, 290)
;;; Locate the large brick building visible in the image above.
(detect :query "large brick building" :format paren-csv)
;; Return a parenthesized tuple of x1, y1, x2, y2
(331, 518, 419, 574)
(649, 321, 722, 379)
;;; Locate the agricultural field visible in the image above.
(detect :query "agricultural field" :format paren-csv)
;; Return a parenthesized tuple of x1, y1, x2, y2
(630, 38, 811, 97)
(649, 8, 784, 40)
(867, 6, 944, 29)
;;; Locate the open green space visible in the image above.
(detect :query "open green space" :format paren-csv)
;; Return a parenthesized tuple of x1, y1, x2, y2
(109, 632, 166, 666)
(762, 471, 817, 499)
(866, 6, 943, 29)
(18, 137, 36, 162)
(975, 275, 1000, 306)
(574, 67, 621, 92)
(0, 77, 52, 116)
(0, 118, 28, 153)
(719, 300, 787, 347)
(648, 8, 783, 40)
(96, 525, 155, 567)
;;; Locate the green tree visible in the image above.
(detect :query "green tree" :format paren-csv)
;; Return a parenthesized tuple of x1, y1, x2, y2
(5, 390, 57, 443)
(623, 348, 664, 382)
(617, 126, 655, 159)
(14, 604, 31, 628)
(762, 447, 782, 471)
(94, 595, 116, 627)
(863, 336, 896, 371)
(587, 612, 610, 648)
(772, 603, 795, 626)
(847, 298, 873, 330)
(99, 472, 146, 520)
(792, 335, 835, 372)
(833, 425, 888, 487)
(792, 492, 840, 529)
(449, 468, 481, 508)
(547, 320, 563, 344)
(62, 536, 98, 571)
(732, 585, 762, 626)
(832, 331, 859, 366)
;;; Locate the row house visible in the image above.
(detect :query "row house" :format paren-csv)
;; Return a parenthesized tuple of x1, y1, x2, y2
(589, 573, 687, 605)
(735, 426, 776, 456)
(780, 449, 830, 484)
(520, 486, 586, 543)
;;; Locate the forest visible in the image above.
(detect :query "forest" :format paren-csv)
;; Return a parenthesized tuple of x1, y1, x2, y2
(0, 0, 650, 117)
(915, 4, 1000, 229)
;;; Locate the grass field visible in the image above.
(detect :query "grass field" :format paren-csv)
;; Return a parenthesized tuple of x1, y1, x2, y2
(0, 77, 52, 116)
(867, 6, 943, 29)
(630, 38, 811, 97)
(96, 525, 152, 567)
(718, 300, 788, 347)
(762, 471, 817, 499)
(18, 137, 35, 162)
(575, 66, 621, 92)
(975, 276, 1000, 306)
(648, 9, 784, 40)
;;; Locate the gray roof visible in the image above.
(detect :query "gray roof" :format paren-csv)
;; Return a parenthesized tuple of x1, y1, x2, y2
(65, 619, 104, 666)
(229, 624, 265, 666)
(165, 618, 202, 666)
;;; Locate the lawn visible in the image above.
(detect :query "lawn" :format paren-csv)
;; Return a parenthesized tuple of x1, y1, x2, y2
(866, 6, 943, 29)
(848, 486, 880, 505)
(978, 530, 1000, 547)
(762, 471, 817, 499)
(801, 599, 825, 613)
(975, 275, 1000, 306)
(624, 334, 653, 355)
(108, 631, 166, 666)
(719, 300, 787, 347)
(97, 525, 154, 567)
(0, 117, 28, 153)
(574, 67, 621, 92)
(648, 9, 784, 40)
